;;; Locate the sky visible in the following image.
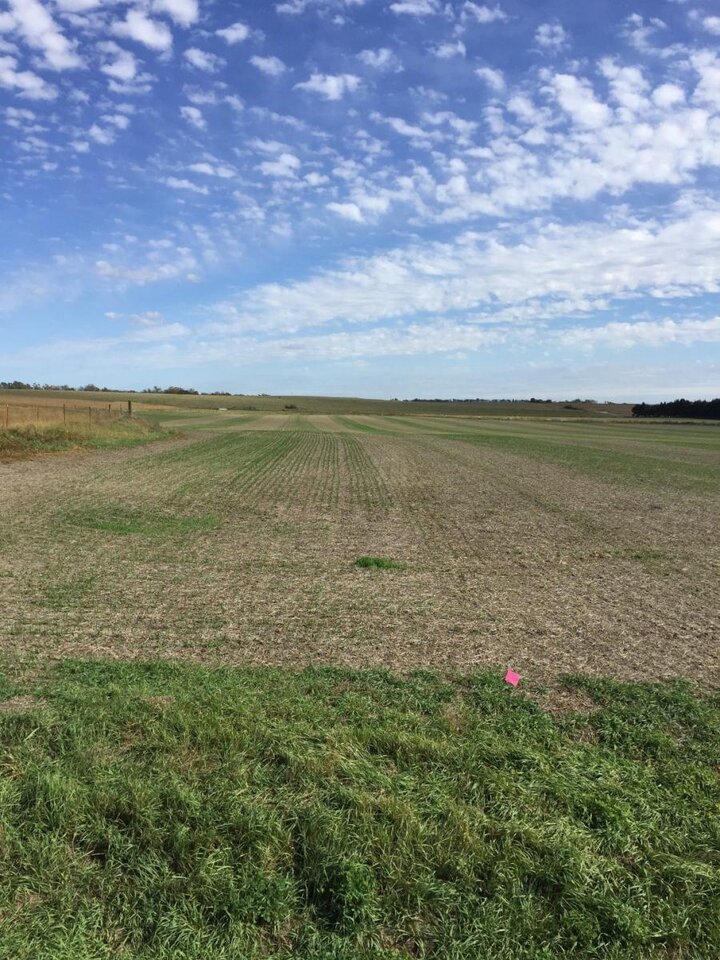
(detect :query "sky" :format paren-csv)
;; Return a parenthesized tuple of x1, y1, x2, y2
(1, 0, 720, 399)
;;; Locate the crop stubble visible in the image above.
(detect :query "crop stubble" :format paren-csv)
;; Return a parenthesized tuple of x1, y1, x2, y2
(0, 421, 718, 683)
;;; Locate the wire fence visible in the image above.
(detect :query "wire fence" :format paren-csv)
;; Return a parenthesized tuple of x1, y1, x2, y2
(1, 401, 130, 430)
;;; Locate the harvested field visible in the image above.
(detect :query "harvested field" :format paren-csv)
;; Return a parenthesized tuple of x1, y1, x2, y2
(1, 415, 718, 684)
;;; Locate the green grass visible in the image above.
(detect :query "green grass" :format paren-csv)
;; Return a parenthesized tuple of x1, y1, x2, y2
(452, 430, 720, 494)
(0, 422, 164, 462)
(40, 576, 98, 610)
(61, 505, 219, 537)
(354, 556, 405, 571)
(0, 662, 718, 959)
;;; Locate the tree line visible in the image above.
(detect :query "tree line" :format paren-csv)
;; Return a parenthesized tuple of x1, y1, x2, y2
(632, 399, 720, 419)
(0, 381, 230, 396)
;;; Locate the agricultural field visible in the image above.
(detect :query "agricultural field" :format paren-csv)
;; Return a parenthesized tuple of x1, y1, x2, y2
(1, 411, 719, 958)
(0, 387, 634, 418)
(2, 411, 718, 680)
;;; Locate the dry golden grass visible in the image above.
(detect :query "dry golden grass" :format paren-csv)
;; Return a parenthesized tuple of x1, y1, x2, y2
(0, 395, 128, 429)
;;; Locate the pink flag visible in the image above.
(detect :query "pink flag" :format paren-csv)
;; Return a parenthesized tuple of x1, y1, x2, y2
(504, 669, 521, 687)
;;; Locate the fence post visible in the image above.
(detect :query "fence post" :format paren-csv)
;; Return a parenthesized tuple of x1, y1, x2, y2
(4, 404, 8, 428)
(89, 406, 92, 428)
(128, 400, 133, 419)
(36, 406, 40, 425)
(63, 403, 66, 425)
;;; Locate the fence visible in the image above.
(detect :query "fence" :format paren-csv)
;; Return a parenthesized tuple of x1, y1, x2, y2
(1, 401, 130, 430)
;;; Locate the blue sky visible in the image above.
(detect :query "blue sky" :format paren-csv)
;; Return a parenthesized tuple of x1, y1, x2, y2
(1, 0, 720, 399)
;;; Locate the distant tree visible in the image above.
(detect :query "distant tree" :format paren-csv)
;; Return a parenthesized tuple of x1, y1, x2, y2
(632, 398, 720, 419)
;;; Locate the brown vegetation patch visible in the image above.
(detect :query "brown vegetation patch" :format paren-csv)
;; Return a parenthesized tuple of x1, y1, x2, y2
(0, 695, 45, 714)
(528, 686, 600, 717)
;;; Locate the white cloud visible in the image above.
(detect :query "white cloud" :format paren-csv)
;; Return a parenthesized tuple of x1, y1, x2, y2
(188, 162, 235, 178)
(216, 21, 250, 44)
(54, 0, 101, 11)
(327, 201, 364, 222)
(249, 55, 287, 76)
(691, 51, 720, 108)
(433, 40, 466, 59)
(0, 54, 56, 98)
(184, 47, 225, 72)
(126, 310, 165, 325)
(701, 16, 720, 36)
(475, 65, 505, 92)
(97, 41, 137, 82)
(622, 14, 667, 55)
(88, 123, 116, 145)
(358, 48, 400, 71)
(112, 10, 173, 52)
(6, 0, 83, 69)
(550, 74, 612, 128)
(276, 0, 368, 13)
(103, 113, 130, 129)
(163, 176, 209, 194)
(599, 57, 649, 116)
(294, 72, 361, 99)
(203, 203, 720, 339)
(389, 0, 440, 14)
(275, 0, 308, 12)
(258, 152, 301, 177)
(558, 316, 720, 350)
(108, 70, 154, 95)
(180, 104, 205, 129)
(217, 313, 720, 363)
(370, 111, 440, 146)
(152, 0, 198, 28)
(463, 4, 508, 24)
(652, 82, 684, 108)
(226, 94, 244, 112)
(4, 105, 35, 125)
(535, 22, 568, 52)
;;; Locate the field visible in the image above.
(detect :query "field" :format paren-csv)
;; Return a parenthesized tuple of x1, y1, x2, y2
(1, 410, 719, 957)
(2, 411, 718, 681)
(0, 387, 634, 418)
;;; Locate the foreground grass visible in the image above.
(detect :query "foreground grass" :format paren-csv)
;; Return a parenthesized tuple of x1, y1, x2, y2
(0, 663, 718, 959)
(0, 421, 165, 462)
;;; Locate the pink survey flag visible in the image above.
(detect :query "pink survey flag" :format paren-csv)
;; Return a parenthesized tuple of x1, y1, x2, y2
(504, 669, 521, 687)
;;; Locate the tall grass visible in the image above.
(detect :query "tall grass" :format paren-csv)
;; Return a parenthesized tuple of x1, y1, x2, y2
(0, 420, 163, 462)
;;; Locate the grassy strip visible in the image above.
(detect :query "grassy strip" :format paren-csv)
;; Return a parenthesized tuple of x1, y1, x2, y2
(0, 662, 718, 959)
(0, 421, 166, 462)
(451, 430, 720, 494)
